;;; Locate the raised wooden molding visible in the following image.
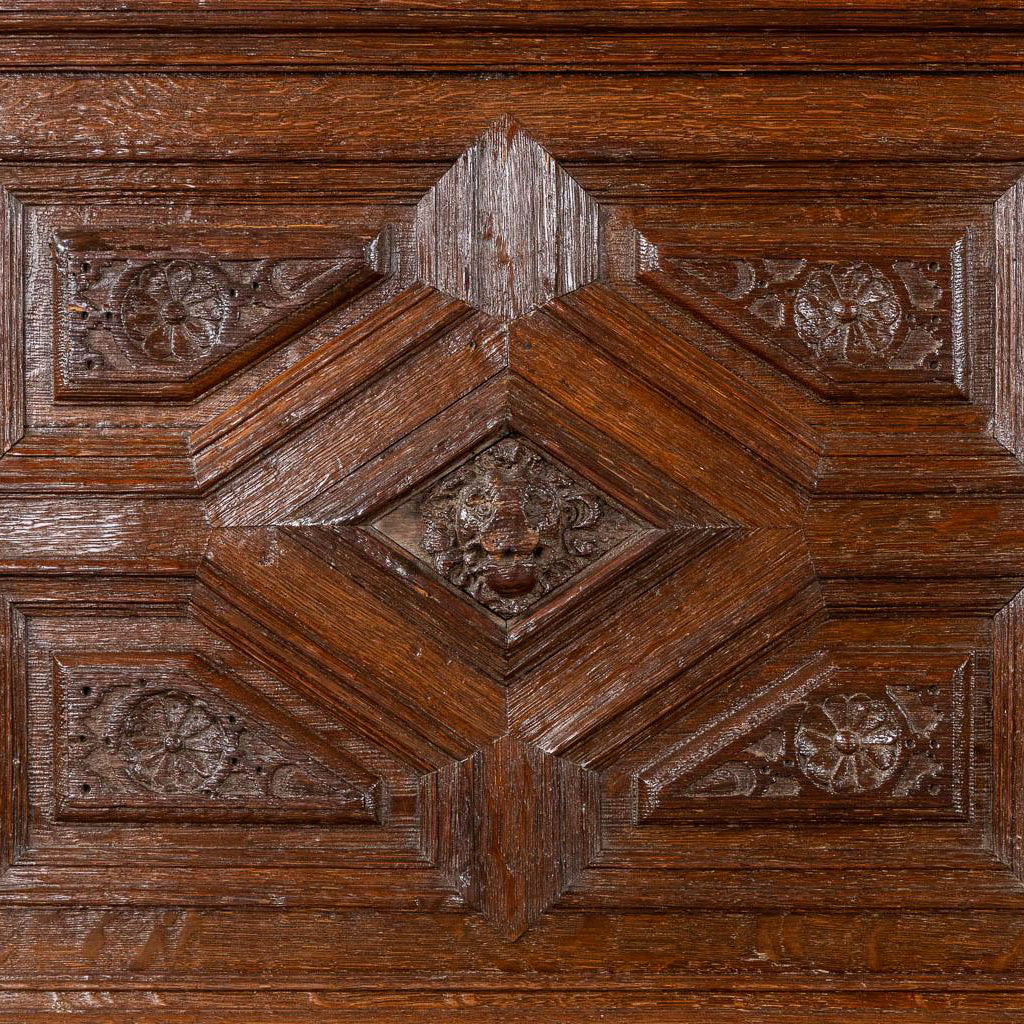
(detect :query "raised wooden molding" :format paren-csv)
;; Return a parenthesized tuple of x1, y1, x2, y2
(1, 61, 1024, 1015)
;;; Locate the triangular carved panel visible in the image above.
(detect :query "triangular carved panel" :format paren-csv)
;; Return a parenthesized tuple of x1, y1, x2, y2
(55, 230, 388, 401)
(639, 652, 972, 824)
(54, 653, 380, 824)
(638, 234, 967, 395)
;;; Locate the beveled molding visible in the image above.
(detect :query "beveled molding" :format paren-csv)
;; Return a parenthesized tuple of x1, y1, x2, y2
(4, 94, 1024, 1015)
(0, 116, 1019, 935)
(2, 116, 999, 492)
(4, 3, 1024, 74)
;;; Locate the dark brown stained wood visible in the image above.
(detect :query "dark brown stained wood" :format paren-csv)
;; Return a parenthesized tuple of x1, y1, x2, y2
(190, 285, 475, 488)
(994, 589, 1024, 876)
(415, 117, 600, 322)
(9, 75, 1024, 164)
(0, 497, 206, 573)
(6, 11, 1024, 1023)
(13, 29, 1024, 73)
(509, 313, 805, 525)
(427, 733, 600, 939)
(4, 0, 1024, 29)
(195, 527, 505, 766)
(207, 315, 506, 525)
(638, 651, 971, 823)
(511, 529, 823, 757)
(545, 284, 824, 486)
(53, 229, 385, 402)
(53, 651, 381, 825)
(639, 236, 968, 398)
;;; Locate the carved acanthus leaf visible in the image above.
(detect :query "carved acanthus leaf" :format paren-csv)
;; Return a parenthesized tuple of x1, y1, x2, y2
(643, 240, 962, 383)
(664, 673, 958, 813)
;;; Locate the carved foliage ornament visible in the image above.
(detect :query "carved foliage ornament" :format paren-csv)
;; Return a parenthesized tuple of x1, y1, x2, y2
(55, 239, 384, 400)
(64, 253, 354, 366)
(373, 437, 647, 619)
(61, 668, 374, 821)
(420, 438, 642, 617)
(682, 684, 946, 801)
(658, 251, 958, 376)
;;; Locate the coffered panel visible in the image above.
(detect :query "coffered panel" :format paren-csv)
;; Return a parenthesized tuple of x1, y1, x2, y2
(3, 49, 1024, 1023)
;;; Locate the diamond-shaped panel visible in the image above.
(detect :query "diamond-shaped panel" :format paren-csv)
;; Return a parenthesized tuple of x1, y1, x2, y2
(371, 434, 650, 620)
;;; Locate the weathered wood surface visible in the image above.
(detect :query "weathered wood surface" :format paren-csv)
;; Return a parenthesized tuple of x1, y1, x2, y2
(4, 10, 1024, 1021)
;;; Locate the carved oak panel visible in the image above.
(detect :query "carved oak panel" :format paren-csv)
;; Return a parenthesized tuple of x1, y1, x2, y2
(55, 653, 379, 823)
(54, 229, 389, 401)
(2, 39, 1024, 1022)
(371, 434, 650, 619)
(639, 650, 972, 822)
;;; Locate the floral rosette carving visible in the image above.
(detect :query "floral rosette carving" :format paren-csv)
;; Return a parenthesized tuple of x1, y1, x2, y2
(677, 681, 951, 807)
(793, 263, 903, 363)
(418, 437, 641, 617)
(115, 689, 237, 795)
(118, 259, 233, 360)
(794, 693, 903, 794)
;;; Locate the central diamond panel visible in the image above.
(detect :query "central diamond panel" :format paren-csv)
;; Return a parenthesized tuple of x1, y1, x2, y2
(371, 435, 648, 619)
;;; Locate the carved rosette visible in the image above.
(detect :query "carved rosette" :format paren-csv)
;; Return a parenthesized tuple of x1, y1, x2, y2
(793, 264, 903, 363)
(373, 436, 647, 618)
(644, 246, 959, 380)
(680, 684, 947, 802)
(58, 664, 376, 822)
(118, 260, 234, 360)
(793, 693, 903, 793)
(116, 689, 237, 796)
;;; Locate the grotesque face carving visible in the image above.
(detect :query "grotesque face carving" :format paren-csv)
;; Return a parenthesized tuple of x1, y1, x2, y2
(453, 461, 563, 599)
(418, 437, 640, 618)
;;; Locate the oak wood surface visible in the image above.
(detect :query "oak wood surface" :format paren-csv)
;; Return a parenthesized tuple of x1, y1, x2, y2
(3, 7, 1024, 1021)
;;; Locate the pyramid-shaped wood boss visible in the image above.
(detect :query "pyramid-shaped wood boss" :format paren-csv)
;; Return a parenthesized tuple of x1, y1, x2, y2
(286, 121, 734, 671)
(414, 115, 600, 321)
(276, 121, 739, 934)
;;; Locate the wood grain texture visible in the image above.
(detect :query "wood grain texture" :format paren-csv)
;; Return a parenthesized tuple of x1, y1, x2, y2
(3, 16, 1024, 1022)
(415, 117, 599, 322)
(53, 229, 384, 402)
(12, 29, 1024, 72)
(6, 75, 1024, 163)
(427, 734, 600, 939)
